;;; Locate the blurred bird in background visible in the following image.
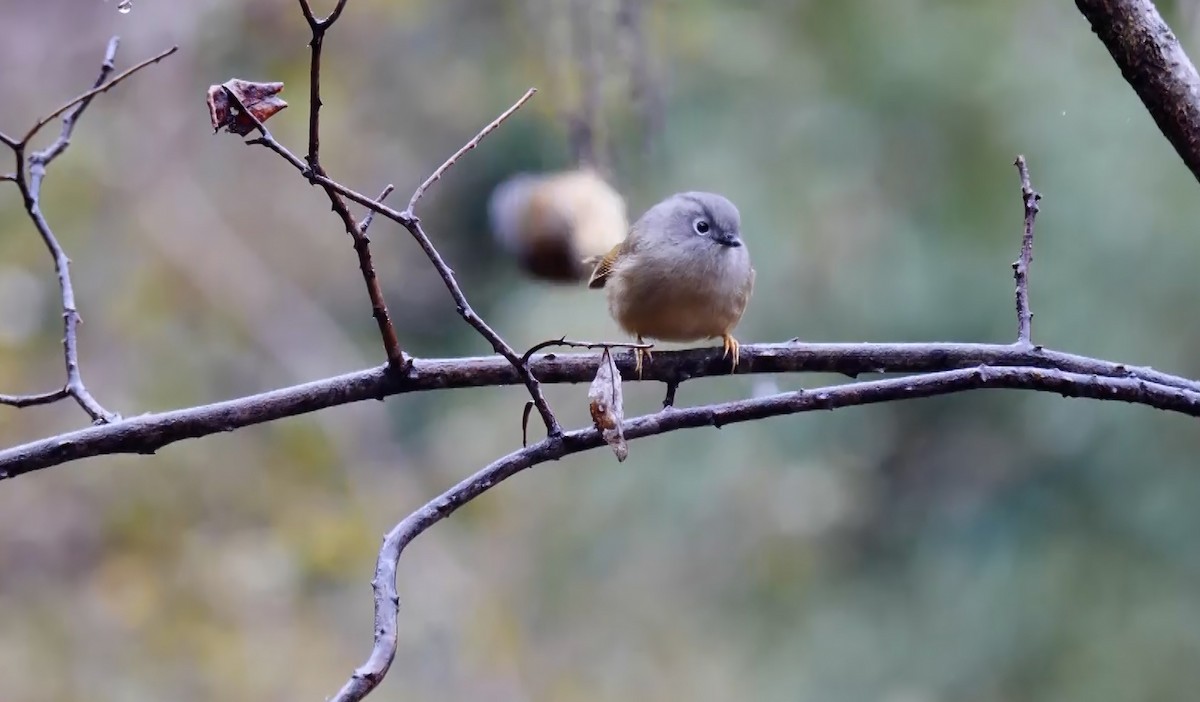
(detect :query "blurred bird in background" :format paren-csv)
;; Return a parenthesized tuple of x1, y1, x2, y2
(487, 168, 629, 283)
(482, 0, 664, 284)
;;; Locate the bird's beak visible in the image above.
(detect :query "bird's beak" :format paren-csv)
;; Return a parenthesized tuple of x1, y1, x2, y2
(714, 231, 742, 247)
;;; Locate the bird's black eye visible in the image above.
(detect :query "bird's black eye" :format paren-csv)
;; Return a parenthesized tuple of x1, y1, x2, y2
(693, 219, 711, 235)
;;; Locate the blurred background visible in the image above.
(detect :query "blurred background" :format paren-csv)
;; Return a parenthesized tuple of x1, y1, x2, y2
(3, 1, 1200, 700)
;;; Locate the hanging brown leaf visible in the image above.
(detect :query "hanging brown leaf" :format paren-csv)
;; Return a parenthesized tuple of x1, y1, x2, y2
(207, 79, 287, 136)
(588, 347, 627, 462)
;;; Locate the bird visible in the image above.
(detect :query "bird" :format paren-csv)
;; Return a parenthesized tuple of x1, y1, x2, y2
(487, 168, 628, 283)
(588, 191, 755, 376)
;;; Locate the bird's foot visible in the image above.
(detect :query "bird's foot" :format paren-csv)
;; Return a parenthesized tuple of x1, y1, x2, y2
(722, 333, 740, 373)
(633, 335, 653, 379)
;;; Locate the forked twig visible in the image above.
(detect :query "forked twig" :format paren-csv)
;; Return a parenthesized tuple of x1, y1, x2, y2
(0, 37, 175, 423)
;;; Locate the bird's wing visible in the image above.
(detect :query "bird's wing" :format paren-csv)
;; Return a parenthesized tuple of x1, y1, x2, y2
(587, 242, 624, 289)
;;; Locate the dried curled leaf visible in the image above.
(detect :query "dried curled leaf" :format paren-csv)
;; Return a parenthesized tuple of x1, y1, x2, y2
(207, 79, 287, 136)
(588, 348, 627, 462)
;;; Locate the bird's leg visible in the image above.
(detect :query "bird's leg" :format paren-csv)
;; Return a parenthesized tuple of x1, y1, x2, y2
(634, 335, 653, 379)
(721, 333, 740, 373)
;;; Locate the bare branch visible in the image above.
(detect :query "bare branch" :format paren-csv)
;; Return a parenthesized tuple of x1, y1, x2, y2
(404, 87, 536, 214)
(245, 87, 560, 435)
(225, 59, 407, 371)
(18, 190, 114, 424)
(323, 0, 350, 27)
(297, 0, 319, 26)
(359, 184, 394, 235)
(662, 379, 681, 408)
(258, 154, 402, 216)
(3, 341, 1198, 479)
(0, 388, 70, 408)
(32, 36, 120, 166)
(299, 0, 349, 167)
(330, 362, 1200, 701)
(19, 44, 178, 147)
(1013, 155, 1041, 345)
(0, 37, 175, 424)
(298, 0, 350, 28)
(393, 215, 563, 436)
(295, 6, 406, 371)
(519, 336, 653, 364)
(1075, 0, 1200, 185)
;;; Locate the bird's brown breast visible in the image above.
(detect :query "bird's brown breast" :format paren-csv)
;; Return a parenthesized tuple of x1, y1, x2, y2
(606, 251, 754, 342)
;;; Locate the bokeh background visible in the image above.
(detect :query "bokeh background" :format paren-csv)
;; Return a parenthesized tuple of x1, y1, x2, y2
(3, 1, 1200, 700)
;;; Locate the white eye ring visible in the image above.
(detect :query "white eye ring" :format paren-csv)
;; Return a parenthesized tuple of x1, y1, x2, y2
(693, 219, 711, 235)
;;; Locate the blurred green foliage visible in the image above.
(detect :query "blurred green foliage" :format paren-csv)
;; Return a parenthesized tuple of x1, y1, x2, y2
(3, 0, 1200, 700)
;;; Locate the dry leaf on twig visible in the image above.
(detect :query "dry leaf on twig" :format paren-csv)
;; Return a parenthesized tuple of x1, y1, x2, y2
(207, 79, 287, 136)
(588, 348, 627, 461)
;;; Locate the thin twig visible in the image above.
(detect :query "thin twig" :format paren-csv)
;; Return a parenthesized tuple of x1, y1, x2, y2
(404, 88, 536, 214)
(246, 85, 558, 435)
(359, 184, 395, 235)
(298, 0, 350, 28)
(329, 362, 1200, 701)
(225, 70, 407, 371)
(520, 335, 653, 365)
(1013, 155, 1040, 345)
(3, 340, 1199, 479)
(20, 38, 127, 423)
(286, 163, 407, 217)
(297, 0, 350, 168)
(295, 3, 405, 370)
(19, 44, 178, 147)
(662, 379, 680, 408)
(297, 0, 319, 26)
(0, 37, 173, 423)
(403, 214, 562, 436)
(19, 171, 116, 423)
(30, 36, 121, 167)
(250, 124, 544, 416)
(0, 388, 70, 408)
(323, 0, 350, 27)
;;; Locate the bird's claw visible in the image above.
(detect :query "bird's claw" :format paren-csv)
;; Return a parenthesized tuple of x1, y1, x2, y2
(722, 334, 740, 373)
(633, 336, 653, 379)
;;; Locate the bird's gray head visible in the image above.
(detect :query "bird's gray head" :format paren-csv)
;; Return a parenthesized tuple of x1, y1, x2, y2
(645, 191, 743, 250)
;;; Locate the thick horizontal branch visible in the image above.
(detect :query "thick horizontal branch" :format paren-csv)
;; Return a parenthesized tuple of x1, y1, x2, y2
(1075, 0, 1200, 185)
(330, 362, 1200, 701)
(2, 341, 1197, 479)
